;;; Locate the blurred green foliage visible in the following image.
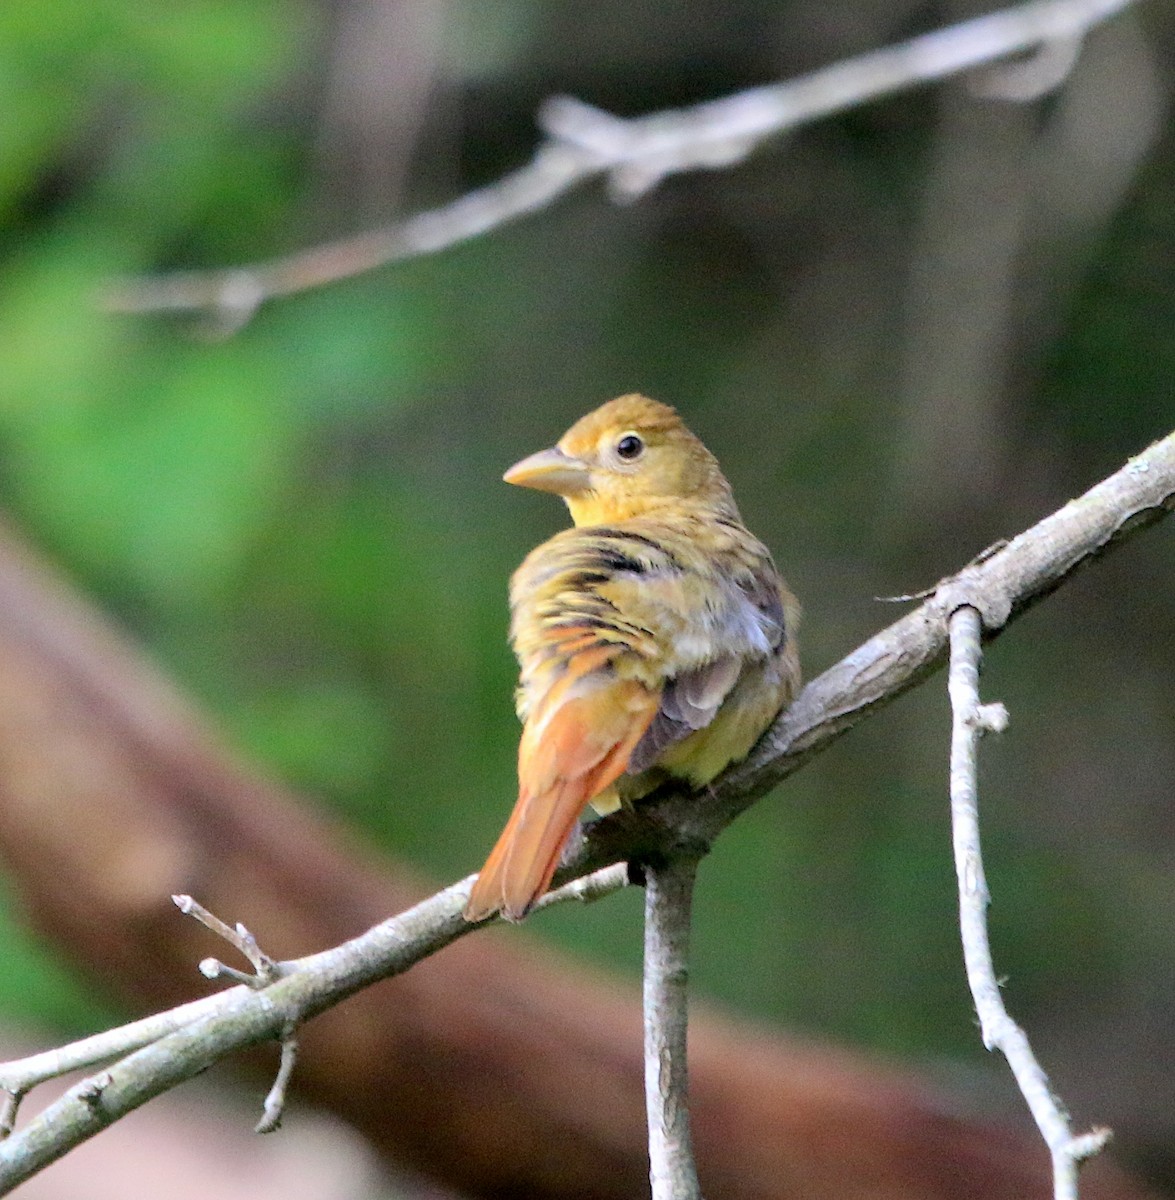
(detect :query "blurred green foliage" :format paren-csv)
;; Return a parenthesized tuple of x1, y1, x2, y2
(0, 1, 1174, 1184)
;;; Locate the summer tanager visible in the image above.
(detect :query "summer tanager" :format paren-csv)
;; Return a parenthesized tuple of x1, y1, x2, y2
(464, 394, 800, 922)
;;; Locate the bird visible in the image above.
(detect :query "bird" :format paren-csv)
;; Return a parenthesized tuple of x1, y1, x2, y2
(463, 394, 799, 922)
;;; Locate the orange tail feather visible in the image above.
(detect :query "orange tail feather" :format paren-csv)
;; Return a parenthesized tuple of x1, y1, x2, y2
(464, 682, 657, 922)
(464, 779, 587, 922)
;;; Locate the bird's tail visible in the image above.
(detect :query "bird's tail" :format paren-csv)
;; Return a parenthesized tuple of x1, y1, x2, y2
(463, 780, 586, 922)
(465, 677, 658, 922)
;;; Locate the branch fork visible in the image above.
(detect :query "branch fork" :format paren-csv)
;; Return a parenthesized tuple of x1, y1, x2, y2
(0, 900, 301, 1150)
(173, 896, 298, 1131)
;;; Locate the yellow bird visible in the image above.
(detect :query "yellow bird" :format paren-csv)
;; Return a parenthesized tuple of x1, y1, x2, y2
(464, 394, 799, 922)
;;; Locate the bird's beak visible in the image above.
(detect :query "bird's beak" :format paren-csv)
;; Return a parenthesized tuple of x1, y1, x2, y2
(503, 446, 592, 495)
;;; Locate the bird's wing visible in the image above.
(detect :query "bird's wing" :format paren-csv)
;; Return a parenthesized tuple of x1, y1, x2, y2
(615, 561, 788, 775)
(626, 654, 743, 774)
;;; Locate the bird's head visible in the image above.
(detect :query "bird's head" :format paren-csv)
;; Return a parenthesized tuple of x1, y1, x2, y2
(504, 394, 736, 526)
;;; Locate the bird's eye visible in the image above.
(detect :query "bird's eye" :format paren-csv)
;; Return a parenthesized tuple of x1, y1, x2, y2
(615, 433, 644, 461)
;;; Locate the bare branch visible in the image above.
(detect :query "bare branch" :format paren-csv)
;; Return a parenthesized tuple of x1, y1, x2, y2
(0, 879, 473, 1191)
(643, 855, 703, 1200)
(0, 864, 634, 1186)
(102, 0, 1141, 321)
(0, 429, 1170, 1190)
(947, 605, 1110, 1199)
(0, 863, 628, 1152)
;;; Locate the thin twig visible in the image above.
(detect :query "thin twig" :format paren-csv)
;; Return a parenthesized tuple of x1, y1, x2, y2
(173, 894, 280, 984)
(0, 896, 294, 1139)
(947, 605, 1110, 1200)
(0, 430, 1170, 1191)
(643, 855, 703, 1200)
(537, 861, 630, 907)
(102, 0, 1140, 321)
(255, 1031, 298, 1134)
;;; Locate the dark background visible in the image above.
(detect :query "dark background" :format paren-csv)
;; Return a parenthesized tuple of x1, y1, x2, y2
(1, 0, 1173, 1194)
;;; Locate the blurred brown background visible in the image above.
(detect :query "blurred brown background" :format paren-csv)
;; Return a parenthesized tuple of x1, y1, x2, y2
(0, 0, 1173, 1195)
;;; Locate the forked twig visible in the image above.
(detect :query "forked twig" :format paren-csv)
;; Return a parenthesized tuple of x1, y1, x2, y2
(173, 894, 280, 986)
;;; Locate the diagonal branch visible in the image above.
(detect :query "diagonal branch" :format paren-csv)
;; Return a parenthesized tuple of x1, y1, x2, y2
(0, 429, 1171, 1192)
(102, 0, 1141, 323)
